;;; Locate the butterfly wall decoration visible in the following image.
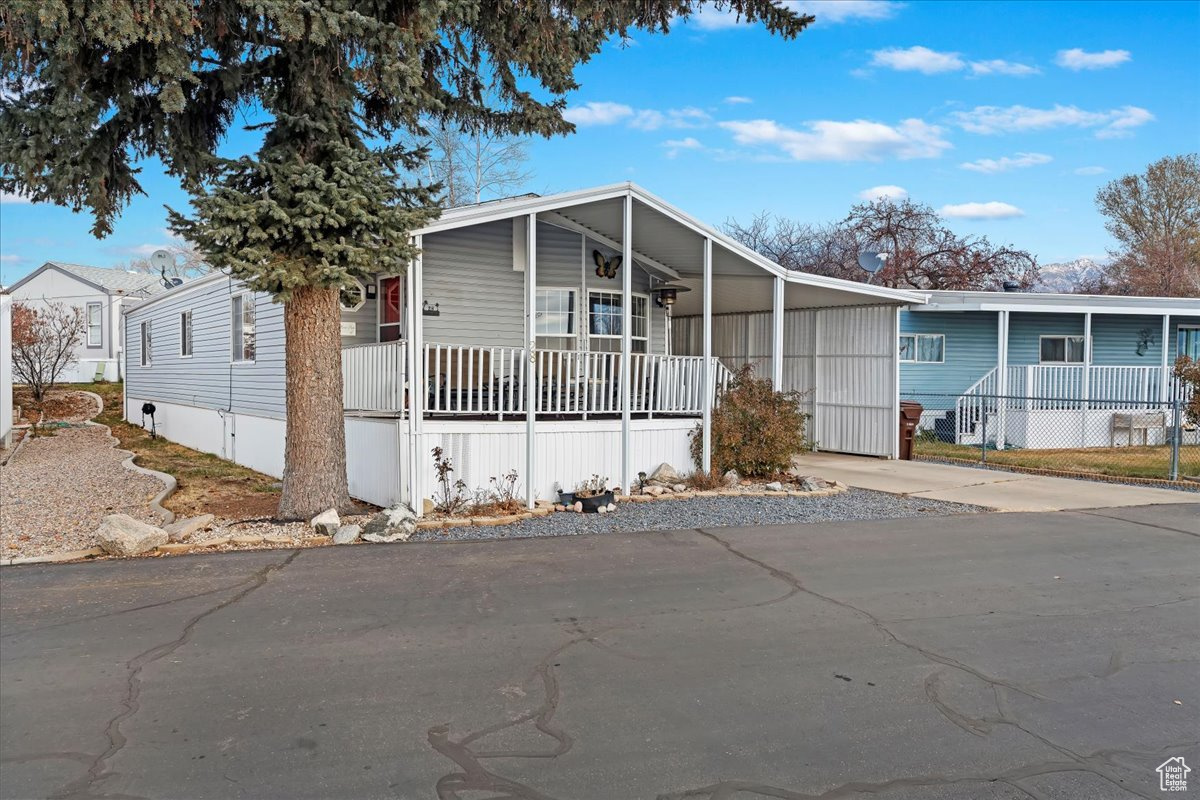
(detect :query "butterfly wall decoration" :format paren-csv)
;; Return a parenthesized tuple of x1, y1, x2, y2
(593, 250, 622, 280)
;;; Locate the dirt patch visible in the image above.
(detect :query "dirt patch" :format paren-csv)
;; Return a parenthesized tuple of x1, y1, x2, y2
(13, 386, 99, 423)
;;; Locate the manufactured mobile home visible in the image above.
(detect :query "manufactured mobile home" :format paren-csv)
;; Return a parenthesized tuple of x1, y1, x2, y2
(123, 183, 926, 510)
(899, 291, 1200, 449)
(9, 262, 166, 382)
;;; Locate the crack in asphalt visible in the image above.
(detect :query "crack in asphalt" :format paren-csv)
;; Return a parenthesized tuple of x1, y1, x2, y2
(1074, 509, 1200, 539)
(48, 549, 302, 800)
(684, 527, 1174, 800)
(0, 580, 261, 641)
(426, 621, 611, 800)
(879, 594, 1200, 623)
(693, 528, 1047, 701)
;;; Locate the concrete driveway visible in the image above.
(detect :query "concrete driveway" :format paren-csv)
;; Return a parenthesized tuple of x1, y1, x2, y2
(2, 505, 1197, 800)
(798, 452, 1200, 512)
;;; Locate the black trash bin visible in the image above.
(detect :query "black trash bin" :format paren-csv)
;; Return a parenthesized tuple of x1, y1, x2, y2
(899, 401, 924, 460)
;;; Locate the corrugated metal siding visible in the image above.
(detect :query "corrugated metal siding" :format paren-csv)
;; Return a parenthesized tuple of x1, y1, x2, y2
(900, 309, 998, 395)
(125, 277, 288, 418)
(672, 305, 899, 457)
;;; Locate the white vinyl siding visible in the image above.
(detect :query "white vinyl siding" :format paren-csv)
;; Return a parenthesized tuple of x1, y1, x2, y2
(86, 302, 102, 347)
(180, 310, 193, 357)
(899, 333, 944, 364)
(231, 294, 256, 362)
(140, 321, 152, 366)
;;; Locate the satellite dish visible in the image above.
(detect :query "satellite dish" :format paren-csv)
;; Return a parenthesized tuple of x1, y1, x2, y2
(151, 249, 173, 268)
(857, 251, 889, 284)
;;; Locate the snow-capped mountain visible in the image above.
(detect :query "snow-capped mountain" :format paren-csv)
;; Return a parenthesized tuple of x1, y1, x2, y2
(1033, 258, 1106, 293)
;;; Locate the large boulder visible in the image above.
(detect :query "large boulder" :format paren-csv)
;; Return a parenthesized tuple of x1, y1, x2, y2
(362, 504, 417, 543)
(310, 509, 340, 536)
(96, 514, 168, 557)
(646, 463, 681, 487)
(333, 524, 361, 545)
(164, 514, 215, 543)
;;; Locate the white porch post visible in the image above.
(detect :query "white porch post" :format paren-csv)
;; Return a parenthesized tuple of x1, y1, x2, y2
(771, 276, 784, 388)
(620, 192, 633, 494)
(525, 213, 538, 509)
(406, 238, 424, 514)
(702, 237, 713, 473)
(1081, 312, 1092, 447)
(1160, 313, 1171, 404)
(995, 310, 1009, 451)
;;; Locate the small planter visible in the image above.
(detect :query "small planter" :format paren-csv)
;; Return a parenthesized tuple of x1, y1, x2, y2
(574, 491, 614, 513)
(558, 491, 576, 506)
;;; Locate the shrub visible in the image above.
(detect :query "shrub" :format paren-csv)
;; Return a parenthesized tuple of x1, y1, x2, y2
(684, 469, 725, 490)
(690, 364, 808, 478)
(1174, 356, 1200, 425)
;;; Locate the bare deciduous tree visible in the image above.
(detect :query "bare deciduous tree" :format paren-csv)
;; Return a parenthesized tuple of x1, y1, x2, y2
(1092, 153, 1200, 297)
(10, 301, 84, 401)
(724, 198, 1039, 291)
(123, 240, 212, 280)
(410, 120, 533, 207)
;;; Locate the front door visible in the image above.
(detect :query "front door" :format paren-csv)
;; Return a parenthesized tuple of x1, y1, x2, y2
(379, 276, 403, 342)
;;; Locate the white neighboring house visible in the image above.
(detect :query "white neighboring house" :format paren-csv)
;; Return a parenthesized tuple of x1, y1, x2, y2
(1, 292, 12, 448)
(7, 262, 168, 382)
(123, 182, 927, 511)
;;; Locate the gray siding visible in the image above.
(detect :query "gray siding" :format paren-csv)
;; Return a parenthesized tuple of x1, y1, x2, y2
(419, 219, 666, 353)
(125, 277, 288, 419)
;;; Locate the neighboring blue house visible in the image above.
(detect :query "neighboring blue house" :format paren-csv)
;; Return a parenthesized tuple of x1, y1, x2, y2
(899, 290, 1200, 449)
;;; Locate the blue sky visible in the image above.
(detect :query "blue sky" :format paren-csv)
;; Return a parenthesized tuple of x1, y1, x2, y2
(2, 0, 1197, 284)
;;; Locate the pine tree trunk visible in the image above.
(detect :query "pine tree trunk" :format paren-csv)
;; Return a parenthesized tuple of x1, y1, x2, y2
(276, 285, 353, 520)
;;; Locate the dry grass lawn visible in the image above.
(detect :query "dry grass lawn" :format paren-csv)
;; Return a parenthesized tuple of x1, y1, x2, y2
(915, 436, 1200, 482)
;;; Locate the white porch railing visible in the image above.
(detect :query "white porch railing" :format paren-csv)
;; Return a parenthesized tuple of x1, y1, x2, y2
(1008, 365, 1179, 409)
(342, 340, 408, 415)
(954, 367, 999, 443)
(342, 340, 734, 417)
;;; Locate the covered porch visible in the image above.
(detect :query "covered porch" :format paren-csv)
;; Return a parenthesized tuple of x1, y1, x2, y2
(336, 183, 925, 509)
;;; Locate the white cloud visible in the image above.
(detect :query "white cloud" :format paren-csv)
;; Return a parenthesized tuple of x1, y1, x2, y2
(950, 104, 1153, 138)
(1055, 48, 1131, 71)
(959, 152, 1052, 173)
(724, 96, 753, 104)
(0, 191, 32, 204)
(629, 107, 710, 131)
(1074, 165, 1107, 175)
(563, 101, 634, 126)
(940, 201, 1025, 220)
(0, 254, 21, 263)
(969, 59, 1040, 77)
(689, 0, 899, 30)
(662, 137, 704, 158)
(720, 117, 950, 161)
(870, 46, 964, 74)
(858, 185, 908, 201)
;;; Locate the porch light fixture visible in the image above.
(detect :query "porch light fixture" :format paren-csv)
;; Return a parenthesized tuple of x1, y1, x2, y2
(422, 300, 441, 317)
(651, 283, 691, 308)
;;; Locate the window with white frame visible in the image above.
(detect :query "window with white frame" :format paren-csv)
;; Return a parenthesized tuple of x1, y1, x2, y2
(1039, 335, 1086, 364)
(536, 288, 576, 336)
(231, 294, 256, 362)
(86, 302, 102, 347)
(588, 291, 648, 353)
(180, 310, 193, 357)
(1180, 326, 1200, 361)
(899, 333, 944, 363)
(140, 321, 152, 366)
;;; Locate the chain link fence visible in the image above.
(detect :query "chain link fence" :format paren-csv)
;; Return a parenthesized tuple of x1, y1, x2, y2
(901, 391, 1200, 488)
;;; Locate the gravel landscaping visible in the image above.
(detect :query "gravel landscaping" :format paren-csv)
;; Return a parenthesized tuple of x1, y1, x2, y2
(407, 489, 982, 543)
(1, 423, 167, 559)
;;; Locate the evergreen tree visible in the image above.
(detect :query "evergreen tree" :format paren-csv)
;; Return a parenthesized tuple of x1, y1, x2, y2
(1, 0, 812, 519)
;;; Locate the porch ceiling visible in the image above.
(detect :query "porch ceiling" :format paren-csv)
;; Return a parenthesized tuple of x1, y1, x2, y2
(421, 182, 927, 310)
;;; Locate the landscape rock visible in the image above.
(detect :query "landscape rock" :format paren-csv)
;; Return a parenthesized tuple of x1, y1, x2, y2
(643, 485, 665, 497)
(310, 508, 340, 536)
(362, 504, 417, 543)
(647, 463, 681, 486)
(164, 513, 215, 543)
(800, 476, 831, 492)
(572, 501, 583, 513)
(422, 498, 436, 515)
(605, 503, 617, 513)
(722, 470, 740, 487)
(230, 534, 264, 546)
(672, 483, 687, 493)
(596, 505, 608, 514)
(95, 514, 168, 557)
(764, 481, 784, 492)
(333, 524, 361, 545)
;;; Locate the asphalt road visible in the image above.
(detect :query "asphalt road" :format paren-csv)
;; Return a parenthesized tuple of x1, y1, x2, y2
(2, 504, 1197, 800)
